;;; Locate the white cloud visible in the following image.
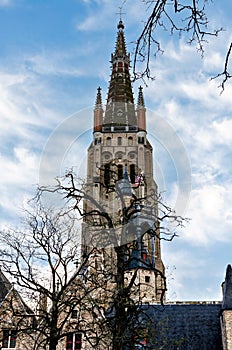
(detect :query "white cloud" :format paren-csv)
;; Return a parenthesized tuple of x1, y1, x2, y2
(24, 51, 84, 77)
(142, 32, 232, 254)
(76, 0, 148, 33)
(76, 0, 116, 31)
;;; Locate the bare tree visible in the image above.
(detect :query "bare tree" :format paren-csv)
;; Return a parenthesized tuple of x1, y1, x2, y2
(0, 199, 110, 350)
(132, 0, 231, 89)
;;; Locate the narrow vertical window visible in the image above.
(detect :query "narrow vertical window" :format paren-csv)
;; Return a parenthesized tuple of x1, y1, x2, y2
(106, 137, 111, 146)
(118, 137, 122, 145)
(128, 136, 133, 146)
(2, 330, 17, 349)
(71, 310, 77, 319)
(130, 164, 136, 184)
(118, 164, 123, 180)
(142, 251, 147, 261)
(104, 164, 110, 186)
(138, 137, 144, 144)
(66, 333, 82, 350)
(145, 276, 150, 283)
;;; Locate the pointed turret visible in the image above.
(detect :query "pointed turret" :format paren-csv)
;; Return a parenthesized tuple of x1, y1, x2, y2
(103, 20, 136, 128)
(137, 86, 146, 132)
(137, 86, 145, 107)
(94, 87, 103, 132)
(222, 264, 232, 309)
(95, 86, 103, 108)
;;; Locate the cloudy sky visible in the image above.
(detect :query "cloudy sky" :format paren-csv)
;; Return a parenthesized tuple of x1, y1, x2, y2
(0, 0, 232, 301)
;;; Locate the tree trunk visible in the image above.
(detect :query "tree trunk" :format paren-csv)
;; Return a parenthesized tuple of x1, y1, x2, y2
(48, 303, 59, 350)
(112, 245, 127, 350)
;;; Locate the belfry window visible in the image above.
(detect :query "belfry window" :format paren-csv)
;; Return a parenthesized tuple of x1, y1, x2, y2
(118, 164, 123, 180)
(104, 164, 110, 186)
(130, 164, 136, 184)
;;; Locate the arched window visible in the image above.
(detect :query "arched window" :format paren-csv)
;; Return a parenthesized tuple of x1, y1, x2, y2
(118, 137, 122, 146)
(138, 136, 144, 144)
(128, 136, 133, 146)
(106, 137, 111, 146)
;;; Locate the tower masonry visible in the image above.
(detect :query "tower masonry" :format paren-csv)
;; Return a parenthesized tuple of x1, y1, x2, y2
(82, 20, 165, 303)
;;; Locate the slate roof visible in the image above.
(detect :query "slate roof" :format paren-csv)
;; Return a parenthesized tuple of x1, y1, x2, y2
(138, 303, 222, 350)
(0, 268, 34, 315)
(0, 268, 12, 302)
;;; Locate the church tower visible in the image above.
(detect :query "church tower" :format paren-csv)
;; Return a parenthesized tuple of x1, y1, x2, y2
(82, 20, 165, 303)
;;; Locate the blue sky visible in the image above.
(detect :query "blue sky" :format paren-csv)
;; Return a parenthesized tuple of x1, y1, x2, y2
(0, 0, 232, 301)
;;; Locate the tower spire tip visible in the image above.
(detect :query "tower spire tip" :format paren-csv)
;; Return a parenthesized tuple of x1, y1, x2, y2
(117, 6, 125, 30)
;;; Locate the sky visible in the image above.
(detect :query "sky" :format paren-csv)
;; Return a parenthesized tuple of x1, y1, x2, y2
(0, 0, 232, 301)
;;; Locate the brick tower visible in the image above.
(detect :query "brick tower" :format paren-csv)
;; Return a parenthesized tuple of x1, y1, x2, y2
(82, 20, 165, 303)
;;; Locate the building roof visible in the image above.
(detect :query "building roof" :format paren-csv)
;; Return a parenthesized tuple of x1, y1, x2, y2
(0, 268, 34, 315)
(0, 268, 12, 302)
(138, 303, 223, 350)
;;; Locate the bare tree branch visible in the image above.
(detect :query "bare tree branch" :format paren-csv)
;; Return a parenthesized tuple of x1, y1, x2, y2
(132, 0, 228, 87)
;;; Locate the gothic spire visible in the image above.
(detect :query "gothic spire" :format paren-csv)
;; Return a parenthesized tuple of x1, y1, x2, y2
(115, 20, 126, 56)
(95, 86, 103, 109)
(137, 86, 145, 108)
(137, 86, 146, 131)
(94, 87, 103, 132)
(103, 20, 136, 128)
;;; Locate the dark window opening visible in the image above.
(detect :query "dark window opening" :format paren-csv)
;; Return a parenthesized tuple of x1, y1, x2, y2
(66, 332, 82, 350)
(2, 330, 17, 349)
(106, 137, 111, 146)
(145, 276, 150, 283)
(104, 164, 110, 187)
(118, 164, 123, 180)
(71, 310, 77, 319)
(138, 137, 144, 144)
(130, 164, 136, 184)
(114, 126, 126, 131)
(94, 138, 101, 145)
